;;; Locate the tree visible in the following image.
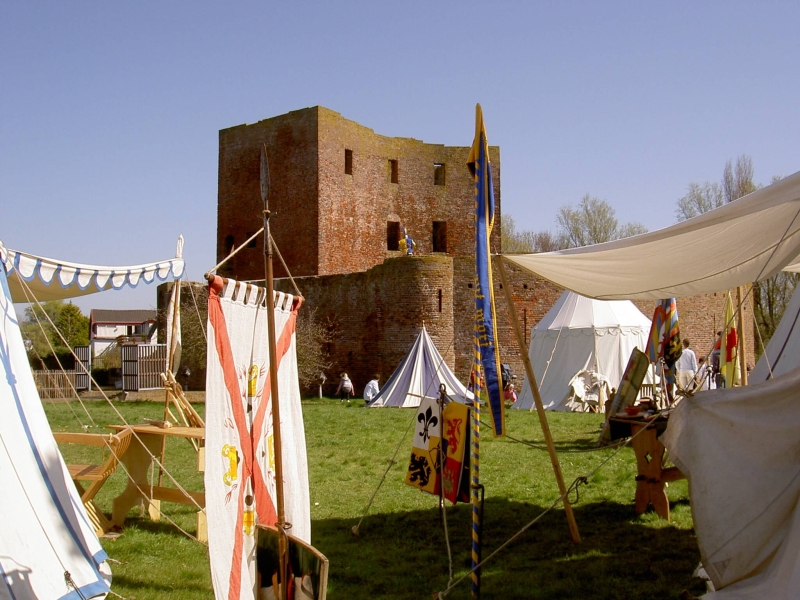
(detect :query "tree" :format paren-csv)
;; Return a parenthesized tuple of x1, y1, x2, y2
(20, 300, 88, 368)
(557, 194, 647, 248)
(675, 182, 724, 221)
(295, 308, 337, 391)
(501, 215, 566, 253)
(675, 155, 794, 352)
(55, 303, 89, 352)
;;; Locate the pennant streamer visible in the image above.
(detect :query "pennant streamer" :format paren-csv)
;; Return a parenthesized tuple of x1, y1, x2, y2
(467, 103, 504, 437)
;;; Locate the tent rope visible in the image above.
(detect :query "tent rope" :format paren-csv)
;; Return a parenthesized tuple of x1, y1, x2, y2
(15, 274, 206, 543)
(435, 416, 665, 597)
(352, 336, 460, 536)
(17, 279, 97, 427)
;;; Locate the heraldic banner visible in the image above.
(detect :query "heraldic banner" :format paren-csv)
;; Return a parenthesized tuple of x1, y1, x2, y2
(205, 276, 310, 600)
(405, 397, 470, 504)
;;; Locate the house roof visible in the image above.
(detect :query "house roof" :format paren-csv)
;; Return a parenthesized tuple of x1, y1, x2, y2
(90, 309, 157, 325)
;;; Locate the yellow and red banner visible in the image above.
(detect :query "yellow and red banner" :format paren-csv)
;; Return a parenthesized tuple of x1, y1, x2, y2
(721, 292, 741, 386)
(405, 398, 469, 504)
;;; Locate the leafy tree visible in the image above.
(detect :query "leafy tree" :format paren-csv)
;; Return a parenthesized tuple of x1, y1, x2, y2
(557, 194, 647, 248)
(20, 300, 88, 367)
(55, 303, 89, 352)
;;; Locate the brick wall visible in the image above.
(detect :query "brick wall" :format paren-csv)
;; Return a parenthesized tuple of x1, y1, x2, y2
(218, 106, 500, 280)
(219, 106, 757, 396)
(218, 108, 320, 280)
(274, 255, 455, 395)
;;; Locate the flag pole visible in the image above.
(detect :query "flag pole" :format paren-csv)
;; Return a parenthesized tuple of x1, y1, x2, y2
(496, 256, 581, 543)
(737, 285, 748, 385)
(470, 356, 482, 599)
(261, 145, 289, 599)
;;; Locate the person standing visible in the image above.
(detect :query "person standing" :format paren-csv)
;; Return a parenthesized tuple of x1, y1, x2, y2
(363, 374, 380, 404)
(336, 372, 353, 402)
(676, 338, 698, 392)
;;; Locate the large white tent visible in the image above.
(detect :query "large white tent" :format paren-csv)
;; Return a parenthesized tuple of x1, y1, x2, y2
(367, 325, 472, 408)
(0, 240, 183, 599)
(514, 291, 651, 411)
(504, 170, 800, 301)
(501, 170, 800, 598)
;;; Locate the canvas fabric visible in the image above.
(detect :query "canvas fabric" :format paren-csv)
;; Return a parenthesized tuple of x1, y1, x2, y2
(750, 285, 800, 382)
(662, 371, 800, 598)
(405, 398, 469, 504)
(367, 326, 472, 408)
(503, 169, 800, 300)
(205, 277, 310, 600)
(514, 291, 651, 411)
(0, 263, 110, 600)
(0, 239, 185, 303)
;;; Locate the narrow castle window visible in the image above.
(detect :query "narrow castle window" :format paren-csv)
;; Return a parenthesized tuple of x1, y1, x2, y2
(434, 163, 446, 186)
(432, 221, 447, 252)
(387, 221, 400, 251)
(438, 289, 442, 313)
(225, 234, 235, 253)
(345, 149, 353, 175)
(389, 159, 398, 183)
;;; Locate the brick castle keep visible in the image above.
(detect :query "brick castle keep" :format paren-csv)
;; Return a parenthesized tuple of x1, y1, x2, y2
(216, 106, 754, 394)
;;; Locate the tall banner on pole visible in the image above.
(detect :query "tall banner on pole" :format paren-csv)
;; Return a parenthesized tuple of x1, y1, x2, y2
(721, 291, 740, 386)
(467, 103, 505, 438)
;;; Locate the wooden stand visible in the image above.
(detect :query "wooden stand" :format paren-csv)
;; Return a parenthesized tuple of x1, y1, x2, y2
(109, 424, 207, 541)
(610, 417, 685, 520)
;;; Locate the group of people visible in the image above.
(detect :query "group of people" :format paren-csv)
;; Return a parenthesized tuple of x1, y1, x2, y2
(675, 333, 728, 394)
(335, 372, 381, 403)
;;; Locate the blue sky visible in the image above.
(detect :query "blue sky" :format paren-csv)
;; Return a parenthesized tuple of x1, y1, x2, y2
(2, 1, 799, 312)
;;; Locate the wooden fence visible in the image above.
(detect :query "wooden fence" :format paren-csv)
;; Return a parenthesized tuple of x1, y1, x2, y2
(33, 370, 77, 399)
(121, 344, 167, 391)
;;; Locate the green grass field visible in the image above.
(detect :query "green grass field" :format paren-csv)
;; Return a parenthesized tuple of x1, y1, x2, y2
(46, 398, 707, 599)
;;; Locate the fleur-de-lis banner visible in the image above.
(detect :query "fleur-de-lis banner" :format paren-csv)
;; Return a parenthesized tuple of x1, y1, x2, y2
(405, 397, 470, 503)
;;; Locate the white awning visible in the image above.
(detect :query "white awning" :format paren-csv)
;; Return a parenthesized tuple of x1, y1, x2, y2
(0, 239, 185, 302)
(503, 170, 800, 300)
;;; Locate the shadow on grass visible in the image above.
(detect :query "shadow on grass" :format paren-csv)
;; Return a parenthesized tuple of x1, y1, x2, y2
(311, 498, 707, 600)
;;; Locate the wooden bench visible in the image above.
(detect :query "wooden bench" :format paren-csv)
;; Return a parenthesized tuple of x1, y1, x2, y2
(53, 427, 133, 536)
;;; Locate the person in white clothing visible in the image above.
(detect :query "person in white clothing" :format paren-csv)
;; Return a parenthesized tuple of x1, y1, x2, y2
(675, 338, 698, 392)
(363, 374, 380, 404)
(694, 356, 711, 391)
(336, 372, 354, 402)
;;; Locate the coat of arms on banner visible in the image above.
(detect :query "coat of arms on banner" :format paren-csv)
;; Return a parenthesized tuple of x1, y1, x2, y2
(405, 398, 470, 503)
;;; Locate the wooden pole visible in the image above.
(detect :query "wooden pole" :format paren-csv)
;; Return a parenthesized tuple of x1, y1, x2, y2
(261, 146, 289, 599)
(737, 285, 748, 386)
(495, 256, 581, 543)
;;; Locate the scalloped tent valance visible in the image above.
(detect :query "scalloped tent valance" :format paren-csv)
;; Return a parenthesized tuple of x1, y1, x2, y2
(0, 239, 185, 302)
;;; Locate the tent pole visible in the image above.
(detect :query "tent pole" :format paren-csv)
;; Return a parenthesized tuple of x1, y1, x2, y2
(495, 256, 581, 543)
(737, 286, 748, 386)
(261, 146, 289, 600)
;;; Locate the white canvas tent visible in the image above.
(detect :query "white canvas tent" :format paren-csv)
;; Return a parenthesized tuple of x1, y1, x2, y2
(0, 240, 184, 599)
(749, 284, 800, 383)
(514, 291, 651, 411)
(504, 170, 800, 301)
(502, 170, 800, 598)
(367, 325, 472, 408)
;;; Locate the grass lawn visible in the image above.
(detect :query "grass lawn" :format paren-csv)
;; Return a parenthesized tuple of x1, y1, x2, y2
(46, 398, 707, 600)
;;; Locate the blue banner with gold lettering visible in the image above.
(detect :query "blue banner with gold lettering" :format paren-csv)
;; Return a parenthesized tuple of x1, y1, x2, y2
(467, 104, 504, 437)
